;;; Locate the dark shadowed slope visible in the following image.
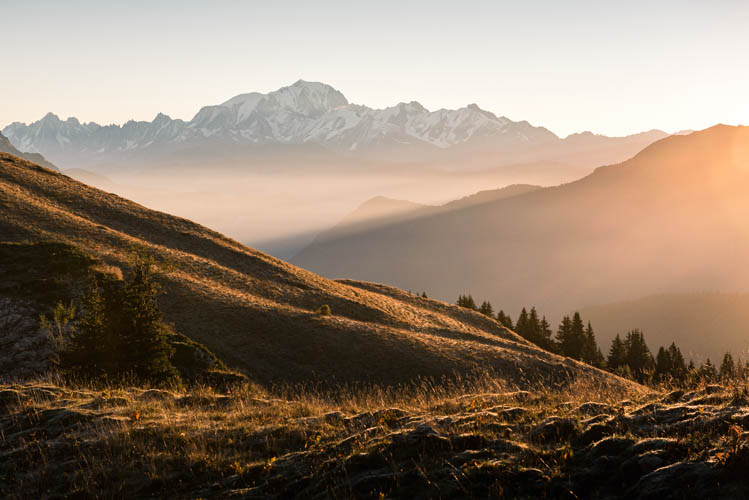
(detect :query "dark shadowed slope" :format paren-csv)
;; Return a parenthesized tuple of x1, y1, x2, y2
(294, 125, 749, 318)
(301, 184, 542, 251)
(0, 153, 629, 390)
(0, 132, 58, 171)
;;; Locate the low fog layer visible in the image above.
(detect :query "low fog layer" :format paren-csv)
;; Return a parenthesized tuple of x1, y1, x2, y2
(67, 160, 588, 259)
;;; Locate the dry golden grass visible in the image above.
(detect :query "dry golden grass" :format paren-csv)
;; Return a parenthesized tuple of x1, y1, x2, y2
(3, 377, 748, 498)
(0, 153, 634, 391)
(0, 375, 637, 497)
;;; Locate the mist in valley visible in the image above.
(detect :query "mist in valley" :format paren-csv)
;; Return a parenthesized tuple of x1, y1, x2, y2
(67, 158, 590, 260)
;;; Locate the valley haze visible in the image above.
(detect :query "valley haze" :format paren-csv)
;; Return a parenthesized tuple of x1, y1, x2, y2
(4, 2, 749, 497)
(4, 80, 671, 259)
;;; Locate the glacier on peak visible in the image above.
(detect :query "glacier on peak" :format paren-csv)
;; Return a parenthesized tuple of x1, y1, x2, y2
(5, 79, 634, 168)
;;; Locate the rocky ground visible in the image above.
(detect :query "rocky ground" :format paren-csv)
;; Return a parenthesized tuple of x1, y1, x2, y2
(2, 381, 749, 499)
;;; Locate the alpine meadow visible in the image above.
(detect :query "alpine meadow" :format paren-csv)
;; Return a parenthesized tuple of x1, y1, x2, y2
(3, 2, 749, 498)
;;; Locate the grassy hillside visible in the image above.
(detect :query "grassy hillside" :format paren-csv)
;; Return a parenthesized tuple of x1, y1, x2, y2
(293, 125, 749, 320)
(0, 152, 629, 391)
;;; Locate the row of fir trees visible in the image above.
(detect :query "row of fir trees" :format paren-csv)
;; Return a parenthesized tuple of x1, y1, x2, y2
(456, 293, 746, 385)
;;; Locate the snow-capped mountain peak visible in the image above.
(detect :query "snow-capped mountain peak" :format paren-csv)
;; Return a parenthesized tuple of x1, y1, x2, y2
(262, 80, 349, 117)
(2, 80, 563, 167)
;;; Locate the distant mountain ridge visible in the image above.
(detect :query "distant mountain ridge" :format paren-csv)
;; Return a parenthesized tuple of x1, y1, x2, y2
(3, 80, 668, 170)
(0, 132, 58, 171)
(304, 184, 543, 248)
(293, 125, 749, 320)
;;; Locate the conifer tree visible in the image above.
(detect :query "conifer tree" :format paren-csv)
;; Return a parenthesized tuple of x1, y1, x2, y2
(539, 316, 556, 352)
(720, 352, 736, 381)
(740, 360, 749, 379)
(496, 310, 514, 330)
(60, 281, 116, 379)
(667, 343, 687, 381)
(654, 346, 672, 382)
(479, 301, 494, 317)
(700, 358, 717, 382)
(515, 308, 530, 340)
(581, 321, 604, 367)
(556, 315, 574, 357)
(117, 255, 178, 383)
(457, 294, 468, 308)
(569, 312, 586, 360)
(457, 294, 477, 310)
(60, 253, 179, 384)
(624, 329, 653, 382)
(606, 334, 627, 372)
(528, 307, 541, 344)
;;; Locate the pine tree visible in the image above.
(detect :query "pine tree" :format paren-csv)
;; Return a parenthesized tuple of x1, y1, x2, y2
(624, 329, 653, 382)
(457, 294, 477, 310)
(60, 280, 117, 379)
(654, 346, 672, 383)
(607, 334, 627, 372)
(528, 307, 541, 344)
(581, 321, 604, 367)
(421, 292, 428, 298)
(740, 360, 749, 379)
(60, 254, 179, 384)
(556, 315, 574, 357)
(117, 255, 179, 383)
(667, 343, 687, 381)
(496, 310, 514, 330)
(719, 352, 736, 381)
(479, 301, 494, 317)
(516, 308, 530, 340)
(539, 316, 556, 352)
(569, 312, 586, 360)
(700, 358, 717, 382)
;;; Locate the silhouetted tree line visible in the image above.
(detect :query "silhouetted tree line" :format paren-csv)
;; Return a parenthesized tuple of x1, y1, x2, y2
(458, 295, 604, 367)
(457, 294, 748, 386)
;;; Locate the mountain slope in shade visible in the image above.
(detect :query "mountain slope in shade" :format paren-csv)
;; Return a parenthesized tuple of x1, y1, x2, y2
(579, 293, 749, 363)
(0, 132, 58, 171)
(0, 153, 629, 390)
(441, 184, 542, 210)
(3, 80, 667, 171)
(293, 125, 749, 319)
(302, 184, 543, 249)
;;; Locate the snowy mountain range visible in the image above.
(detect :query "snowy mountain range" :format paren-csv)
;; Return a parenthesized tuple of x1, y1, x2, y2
(2, 80, 668, 170)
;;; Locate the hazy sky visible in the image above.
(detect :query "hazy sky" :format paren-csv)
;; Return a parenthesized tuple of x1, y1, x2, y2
(3, 1, 748, 137)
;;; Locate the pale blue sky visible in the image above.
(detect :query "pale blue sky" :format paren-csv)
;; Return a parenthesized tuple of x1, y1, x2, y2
(3, 0, 748, 136)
